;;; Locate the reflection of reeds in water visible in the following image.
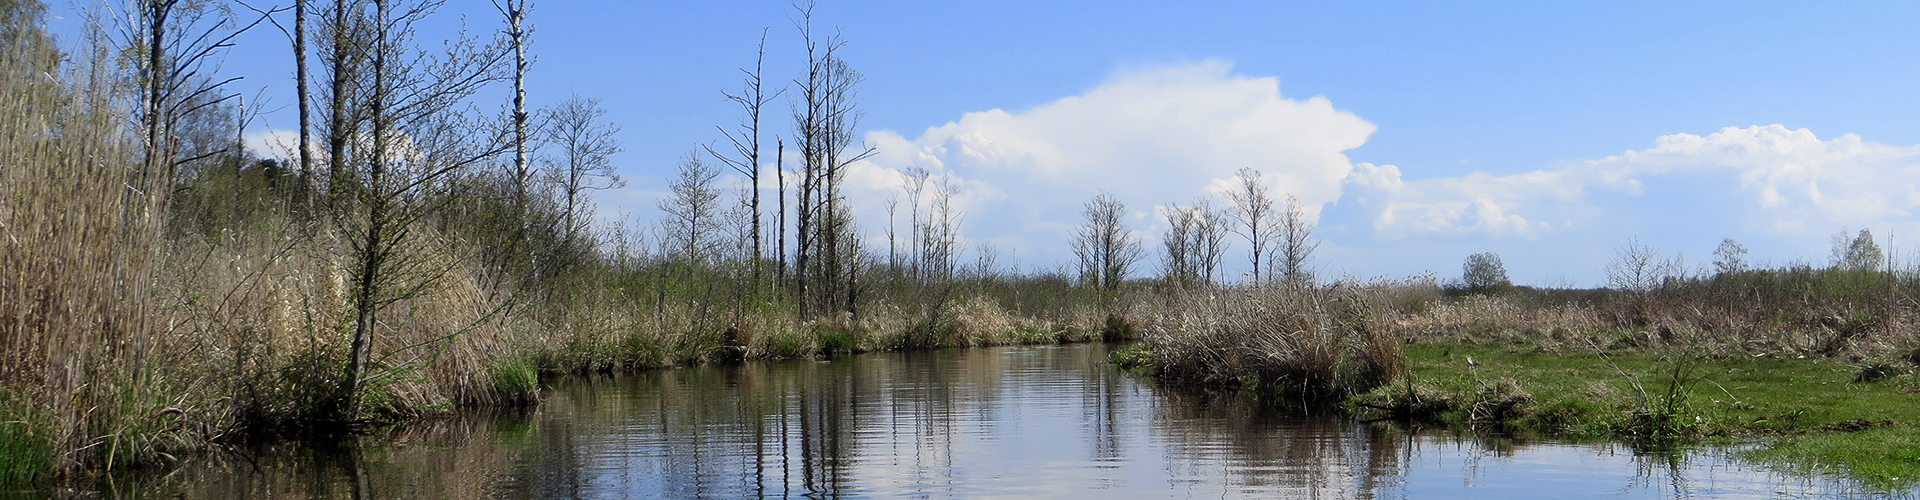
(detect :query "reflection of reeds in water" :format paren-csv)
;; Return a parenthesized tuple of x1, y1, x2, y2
(1148, 388, 1405, 497)
(105, 345, 1569, 498)
(107, 417, 530, 499)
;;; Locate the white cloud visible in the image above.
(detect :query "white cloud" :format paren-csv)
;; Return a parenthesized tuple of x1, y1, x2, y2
(1339, 125, 1920, 242)
(849, 59, 1376, 264)
(244, 129, 303, 160)
(1584, 125, 1920, 236)
(1340, 163, 1575, 239)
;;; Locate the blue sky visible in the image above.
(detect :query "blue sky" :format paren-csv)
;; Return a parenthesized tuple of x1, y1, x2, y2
(47, 1, 1920, 286)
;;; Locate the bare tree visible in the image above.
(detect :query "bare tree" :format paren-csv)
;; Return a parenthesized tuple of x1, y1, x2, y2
(334, 0, 509, 421)
(293, 0, 309, 184)
(1160, 203, 1200, 289)
(275, 0, 313, 184)
(775, 138, 787, 280)
(493, 0, 533, 210)
(1073, 192, 1142, 293)
(922, 175, 961, 284)
(1272, 194, 1319, 286)
(1161, 200, 1227, 290)
(790, 1, 874, 317)
(1606, 238, 1681, 293)
(660, 150, 722, 265)
(1195, 199, 1228, 286)
(542, 94, 623, 236)
(901, 167, 929, 280)
(125, 0, 272, 197)
(1225, 167, 1274, 284)
(1711, 238, 1748, 276)
(704, 28, 780, 284)
(236, 0, 311, 188)
(320, 0, 366, 204)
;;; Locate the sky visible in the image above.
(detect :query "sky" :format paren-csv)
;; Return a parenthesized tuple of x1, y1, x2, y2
(45, 1, 1920, 286)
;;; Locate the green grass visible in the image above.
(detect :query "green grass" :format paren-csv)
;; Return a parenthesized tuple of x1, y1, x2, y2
(1358, 342, 1920, 487)
(1744, 426, 1920, 491)
(490, 357, 539, 405)
(0, 397, 50, 488)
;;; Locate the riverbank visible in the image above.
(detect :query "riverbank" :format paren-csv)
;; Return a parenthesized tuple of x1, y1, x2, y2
(1117, 280, 1920, 492)
(69, 343, 1867, 499)
(0, 289, 1121, 489)
(1355, 342, 1920, 490)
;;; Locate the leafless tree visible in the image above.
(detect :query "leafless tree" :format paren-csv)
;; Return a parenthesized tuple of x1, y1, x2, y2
(246, 0, 314, 183)
(1160, 203, 1201, 289)
(1711, 238, 1748, 276)
(493, 0, 533, 210)
(1073, 192, 1142, 293)
(320, 0, 366, 204)
(790, 1, 874, 317)
(542, 94, 623, 237)
(660, 150, 722, 265)
(704, 28, 780, 284)
(1195, 199, 1228, 286)
(901, 167, 929, 280)
(1225, 167, 1274, 284)
(1606, 238, 1681, 293)
(1272, 194, 1319, 286)
(333, 0, 509, 421)
(125, 0, 273, 197)
(774, 138, 787, 280)
(1161, 199, 1227, 290)
(921, 175, 961, 284)
(888, 167, 959, 285)
(293, 0, 309, 183)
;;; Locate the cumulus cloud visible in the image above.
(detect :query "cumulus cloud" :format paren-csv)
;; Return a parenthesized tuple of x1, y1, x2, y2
(1339, 125, 1920, 242)
(1341, 163, 1576, 238)
(1585, 125, 1920, 236)
(848, 59, 1376, 264)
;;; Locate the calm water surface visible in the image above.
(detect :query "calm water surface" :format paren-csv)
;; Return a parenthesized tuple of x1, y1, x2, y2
(124, 344, 1896, 499)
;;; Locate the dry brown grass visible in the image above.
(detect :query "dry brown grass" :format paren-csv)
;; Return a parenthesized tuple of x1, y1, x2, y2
(0, 36, 178, 474)
(1135, 280, 1411, 398)
(1399, 288, 1920, 361)
(0, 39, 539, 475)
(1396, 295, 1607, 350)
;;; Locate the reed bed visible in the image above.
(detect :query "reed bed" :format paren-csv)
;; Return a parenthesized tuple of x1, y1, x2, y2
(0, 34, 177, 476)
(1403, 275, 1920, 362)
(1128, 281, 1411, 398)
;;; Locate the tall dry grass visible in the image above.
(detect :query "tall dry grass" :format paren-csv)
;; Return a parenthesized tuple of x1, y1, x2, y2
(1401, 272, 1920, 362)
(0, 25, 544, 479)
(1133, 280, 1412, 398)
(0, 27, 178, 475)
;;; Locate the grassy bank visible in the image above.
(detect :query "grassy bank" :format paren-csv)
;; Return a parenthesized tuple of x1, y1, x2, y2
(1120, 278, 1920, 491)
(1349, 343, 1920, 489)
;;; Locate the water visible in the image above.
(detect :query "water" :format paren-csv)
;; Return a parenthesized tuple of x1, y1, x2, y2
(119, 344, 1893, 499)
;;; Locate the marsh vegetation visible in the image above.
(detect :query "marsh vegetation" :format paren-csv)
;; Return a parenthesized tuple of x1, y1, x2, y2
(0, 0, 1915, 495)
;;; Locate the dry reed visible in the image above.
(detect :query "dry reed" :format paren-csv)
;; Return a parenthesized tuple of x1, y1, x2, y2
(1135, 281, 1410, 398)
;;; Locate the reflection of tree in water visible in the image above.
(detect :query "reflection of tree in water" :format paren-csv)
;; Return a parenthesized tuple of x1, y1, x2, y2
(1146, 388, 1409, 498)
(483, 348, 1021, 498)
(109, 417, 526, 499)
(99, 345, 1863, 499)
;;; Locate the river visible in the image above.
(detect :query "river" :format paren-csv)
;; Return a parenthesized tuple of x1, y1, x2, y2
(112, 343, 1889, 499)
